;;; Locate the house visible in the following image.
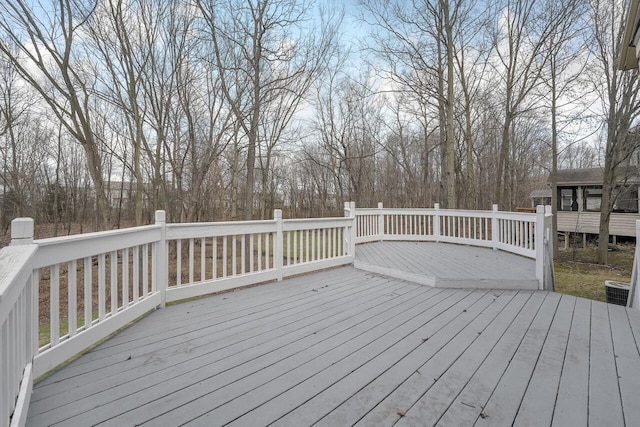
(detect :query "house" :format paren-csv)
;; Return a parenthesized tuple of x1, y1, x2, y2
(620, 0, 640, 71)
(549, 167, 640, 239)
(530, 189, 551, 208)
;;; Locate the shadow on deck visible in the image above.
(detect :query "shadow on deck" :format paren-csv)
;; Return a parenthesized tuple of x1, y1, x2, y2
(356, 241, 538, 290)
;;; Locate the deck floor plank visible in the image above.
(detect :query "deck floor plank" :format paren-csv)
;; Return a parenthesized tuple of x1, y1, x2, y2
(29, 272, 420, 424)
(356, 242, 537, 288)
(219, 290, 500, 427)
(45, 279, 449, 425)
(432, 291, 548, 426)
(29, 274, 416, 419)
(550, 297, 591, 427)
(145, 289, 472, 426)
(473, 292, 561, 427)
(609, 305, 640, 424)
(349, 291, 523, 427)
(588, 301, 625, 427)
(395, 291, 534, 426)
(30, 269, 384, 403)
(511, 295, 575, 427)
(267, 291, 516, 427)
(25, 243, 640, 427)
(318, 291, 531, 426)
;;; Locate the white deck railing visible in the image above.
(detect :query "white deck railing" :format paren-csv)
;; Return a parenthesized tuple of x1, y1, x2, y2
(627, 221, 640, 310)
(354, 203, 554, 290)
(1, 203, 553, 427)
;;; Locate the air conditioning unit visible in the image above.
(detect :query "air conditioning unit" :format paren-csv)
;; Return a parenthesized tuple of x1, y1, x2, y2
(605, 280, 630, 306)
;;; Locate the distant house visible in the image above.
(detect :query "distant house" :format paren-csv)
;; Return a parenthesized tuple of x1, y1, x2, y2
(548, 167, 640, 238)
(105, 181, 152, 220)
(530, 189, 551, 208)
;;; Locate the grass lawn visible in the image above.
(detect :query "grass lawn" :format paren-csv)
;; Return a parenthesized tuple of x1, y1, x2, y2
(554, 244, 634, 303)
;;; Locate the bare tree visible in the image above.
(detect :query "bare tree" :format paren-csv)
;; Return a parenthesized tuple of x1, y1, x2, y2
(489, 0, 554, 209)
(0, 0, 114, 228)
(197, 0, 337, 220)
(589, 0, 640, 264)
(541, 0, 585, 257)
(361, 0, 467, 208)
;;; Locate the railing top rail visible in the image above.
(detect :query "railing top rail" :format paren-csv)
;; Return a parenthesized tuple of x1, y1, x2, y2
(33, 225, 162, 269)
(283, 217, 352, 225)
(35, 224, 161, 247)
(165, 218, 276, 230)
(283, 217, 352, 231)
(355, 207, 436, 213)
(165, 219, 277, 240)
(355, 206, 537, 219)
(494, 211, 536, 221)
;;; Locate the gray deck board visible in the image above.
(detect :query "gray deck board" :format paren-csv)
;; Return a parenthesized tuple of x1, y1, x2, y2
(30, 274, 414, 418)
(157, 289, 470, 426)
(395, 291, 532, 426)
(434, 291, 548, 426)
(352, 291, 522, 427)
(262, 290, 509, 427)
(609, 306, 640, 424)
(512, 295, 574, 427)
(589, 300, 625, 426)
(551, 297, 591, 427)
(26, 243, 640, 427)
(356, 242, 538, 289)
(473, 292, 561, 426)
(31, 269, 385, 403)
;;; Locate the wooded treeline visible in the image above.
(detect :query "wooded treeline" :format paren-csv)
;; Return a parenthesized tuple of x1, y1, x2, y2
(0, 0, 634, 238)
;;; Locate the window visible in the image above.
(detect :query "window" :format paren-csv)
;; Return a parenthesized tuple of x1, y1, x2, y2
(583, 187, 602, 212)
(559, 188, 576, 211)
(613, 186, 639, 213)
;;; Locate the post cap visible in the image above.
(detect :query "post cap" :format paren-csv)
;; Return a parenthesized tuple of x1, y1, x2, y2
(155, 210, 166, 223)
(274, 209, 282, 219)
(11, 218, 34, 245)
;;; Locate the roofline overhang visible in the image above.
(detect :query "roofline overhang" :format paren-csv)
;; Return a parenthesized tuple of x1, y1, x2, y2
(620, 0, 640, 70)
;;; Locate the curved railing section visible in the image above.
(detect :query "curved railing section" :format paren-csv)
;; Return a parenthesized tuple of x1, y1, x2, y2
(354, 203, 554, 291)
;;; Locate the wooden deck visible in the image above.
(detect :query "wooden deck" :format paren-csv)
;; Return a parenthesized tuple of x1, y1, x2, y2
(27, 261, 640, 426)
(356, 241, 538, 289)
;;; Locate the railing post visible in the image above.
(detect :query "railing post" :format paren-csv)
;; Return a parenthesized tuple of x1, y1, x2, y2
(377, 202, 384, 241)
(545, 205, 553, 261)
(11, 221, 35, 356)
(274, 209, 284, 281)
(155, 210, 167, 308)
(11, 218, 36, 357)
(535, 205, 545, 290)
(350, 201, 356, 257)
(434, 203, 440, 242)
(10, 217, 34, 246)
(545, 205, 554, 292)
(491, 204, 499, 251)
(344, 202, 356, 261)
(8, 217, 36, 426)
(344, 202, 352, 257)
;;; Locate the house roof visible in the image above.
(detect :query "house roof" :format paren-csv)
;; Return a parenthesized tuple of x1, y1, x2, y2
(530, 189, 551, 198)
(550, 167, 640, 186)
(620, 0, 640, 70)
